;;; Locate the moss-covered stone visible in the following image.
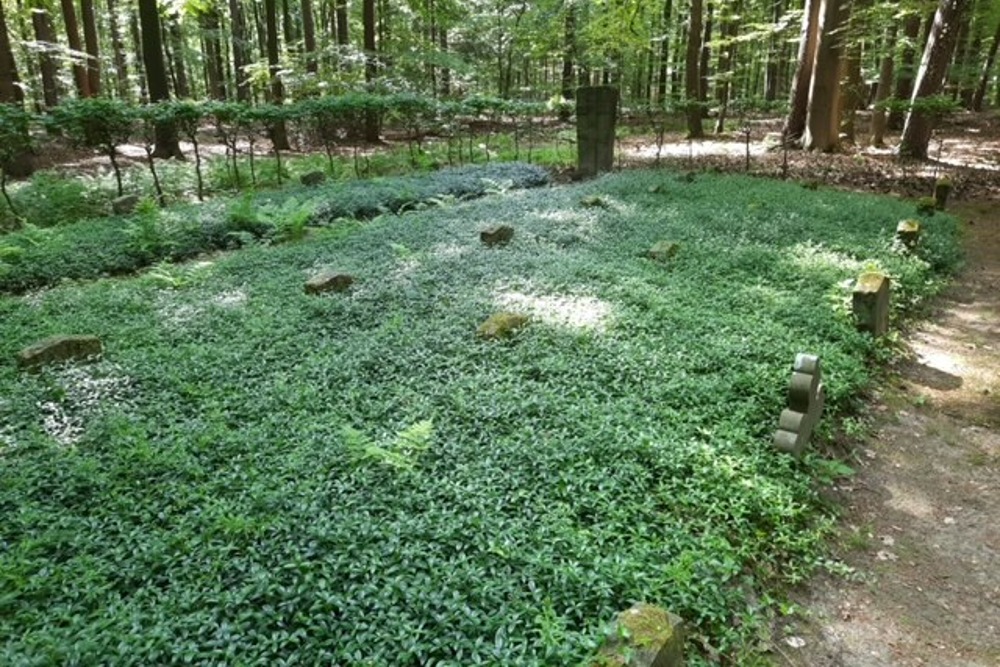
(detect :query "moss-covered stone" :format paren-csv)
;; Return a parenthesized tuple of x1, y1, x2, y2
(476, 312, 529, 340)
(590, 604, 685, 667)
(581, 195, 607, 208)
(896, 219, 921, 249)
(934, 177, 951, 210)
(480, 225, 514, 247)
(852, 271, 891, 336)
(305, 270, 354, 294)
(646, 241, 680, 263)
(17, 335, 103, 370)
(916, 196, 937, 215)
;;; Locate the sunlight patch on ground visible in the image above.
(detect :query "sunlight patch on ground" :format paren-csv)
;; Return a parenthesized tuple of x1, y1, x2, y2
(630, 139, 768, 160)
(494, 289, 613, 331)
(885, 480, 936, 519)
(212, 289, 248, 308)
(38, 363, 136, 446)
(788, 242, 866, 274)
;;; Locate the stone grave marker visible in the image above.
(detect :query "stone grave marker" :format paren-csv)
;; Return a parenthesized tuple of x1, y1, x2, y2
(896, 219, 921, 249)
(590, 604, 685, 667)
(305, 270, 354, 294)
(852, 271, 890, 336)
(773, 353, 825, 457)
(934, 177, 951, 210)
(646, 241, 680, 262)
(476, 312, 528, 340)
(480, 225, 514, 247)
(112, 194, 140, 215)
(18, 335, 103, 370)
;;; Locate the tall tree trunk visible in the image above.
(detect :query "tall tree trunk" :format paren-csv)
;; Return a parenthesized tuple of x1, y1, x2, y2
(80, 0, 100, 96)
(839, 21, 865, 145)
(802, 0, 850, 152)
(900, 0, 972, 159)
(561, 7, 575, 102)
(282, 0, 297, 56)
(439, 27, 449, 96)
(138, 0, 183, 158)
(265, 0, 290, 149)
(699, 2, 713, 104)
(106, 0, 128, 99)
(335, 0, 348, 44)
(60, 0, 90, 97)
(168, 14, 190, 98)
(656, 0, 672, 105)
(229, 0, 251, 102)
(972, 18, 1000, 111)
(363, 0, 379, 140)
(784, 0, 822, 143)
(301, 0, 317, 73)
(30, 2, 59, 107)
(888, 14, 922, 131)
(685, 0, 704, 138)
(764, 0, 784, 101)
(202, 7, 226, 99)
(131, 8, 147, 101)
(947, 0, 973, 102)
(0, 1, 22, 103)
(714, 1, 740, 134)
(870, 25, 897, 146)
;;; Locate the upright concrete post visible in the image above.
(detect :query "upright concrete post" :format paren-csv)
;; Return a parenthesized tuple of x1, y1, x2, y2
(576, 86, 618, 178)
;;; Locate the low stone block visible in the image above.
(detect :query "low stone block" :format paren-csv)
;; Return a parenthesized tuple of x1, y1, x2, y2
(852, 272, 890, 336)
(934, 177, 951, 210)
(300, 171, 327, 187)
(480, 225, 514, 247)
(17, 335, 103, 370)
(916, 196, 937, 215)
(590, 604, 685, 667)
(305, 270, 354, 294)
(773, 353, 825, 457)
(476, 312, 529, 340)
(647, 241, 680, 263)
(580, 195, 607, 208)
(112, 194, 140, 215)
(896, 220, 921, 249)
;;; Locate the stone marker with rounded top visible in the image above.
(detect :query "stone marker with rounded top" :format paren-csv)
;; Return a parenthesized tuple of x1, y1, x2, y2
(305, 270, 354, 294)
(476, 312, 528, 340)
(896, 219, 921, 249)
(852, 271, 890, 336)
(647, 241, 680, 262)
(934, 177, 951, 210)
(112, 194, 140, 215)
(590, 603, 685, 667)
(773, 353, 825, 457)
(17, 335, 103, 370)
(480, 225, 514, 247)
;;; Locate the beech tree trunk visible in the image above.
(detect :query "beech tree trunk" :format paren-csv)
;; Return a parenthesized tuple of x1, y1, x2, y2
(684, 0, 704, 138)
(168, 14, 190, 99)
(888, 14, 922, 130)
(106, 0, 129, 99)
(899, 0, 972, 159)
(202, 8, 226, 100)
(972, 18, 1000, 111)
(31, 2, 59, 107)
(714, 1, 740, 134)
(784, 0, 822, 143)
(265, 0, 290, 149)
(562, 7, 575, 102)
(699, 2, 712, 104)
(802, 0, 850, 152)
(656, 0, 672, 105)
(61, 0, 90, 97)
(139, 0, 183, 158)
(229, 0, 251, 102)
(764, 0, 784, 101)
(336, 0, 348, 45)
(363, 0, 379, 140)
(870, 25, 897, 147)
(80, 0, 100, 96)
(0, 0, 22, 103)
(302, 0, 317, 73)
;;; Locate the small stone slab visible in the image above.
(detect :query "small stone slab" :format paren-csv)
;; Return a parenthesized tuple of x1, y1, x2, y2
(580, 195, 607, 208)
(300, 170, 327, 187)
(112, 194, 140, 215)
(304, 270, 354, 294)
(852, 271, 891, 336)
(480, 225, 514, 247)
(647, 241, 680, 262)
(934, 178, 951, 210)
(896, 219, 921, 249)
(590, 604, 685, 667)
(916, 196, 937, 215)
(773, 353, 825, 457)
(476, 312, 529, 340)
(17, 335, 103, 370)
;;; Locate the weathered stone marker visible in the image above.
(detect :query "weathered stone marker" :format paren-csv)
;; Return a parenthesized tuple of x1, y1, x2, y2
(17, 335, 103, 370)
(773, 353, 825, 457)
(576, 86, 618, 178)
(480, 225, 514, 247)
(934, 177, 951, 210)
(590, 604, 685, 667)
(304, 270, 354, 294)
(852, 271, 891, 336)
(112, 194, 140, 215)
(646, 241, 680, 262)
(300, 171, 327, 187)
(896, 219, 921, 249)
(476, 312, 529, 340)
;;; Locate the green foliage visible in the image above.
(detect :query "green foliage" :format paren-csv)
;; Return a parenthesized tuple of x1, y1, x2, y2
(0, 171, 960, 664)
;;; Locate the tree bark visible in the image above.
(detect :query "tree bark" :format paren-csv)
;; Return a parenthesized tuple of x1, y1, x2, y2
(802, 0, 850, 152)
(138, 0, 183, 158)
(30, 1, 59, 107)
(264, 0, 290, 148)
(60, 0, 90, 97)
(131, 8, 147, 101)
(888, 14, 922, 131)
(699, 2, 713, 104)
(80, 0, 100, 96)
(784, 0, 822, 143)
(656, 0, 672, 106)
(106, 0, 129, 99)
(561, 6, 575, 102)
(363, 0, 379, 140)
(0, 0, 22, 103)
(168, 14, 190, 99)
(439, 27, 449, 96)
(714, 0, 740, 134)
(870, 25, 897, 147)
(301, 0, 317, 73)
(972, 18, 1000, 111)
(228, 0, 251, 102)
(685, 0, 704, 138)
(335, 0, 348, 44)
(764, 0, 784, 101)
(900, 0, 972, 159)
(202, 7, 226, 99)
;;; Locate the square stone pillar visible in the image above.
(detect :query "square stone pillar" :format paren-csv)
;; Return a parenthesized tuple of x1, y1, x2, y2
(852, 272, 891, 336)
(576, 86, 618, 178)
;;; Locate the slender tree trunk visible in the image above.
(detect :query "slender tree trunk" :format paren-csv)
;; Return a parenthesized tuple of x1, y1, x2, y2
(439, 28, 449, 96)
(363, 0, 379, 140)
(138, 0, 183, 158)
(335, 0, 348, 44)
(106, 0, 129, 99)
(656, 0, 672, 106)
(699, 2, 713, 104)
(888, 14, 921, 131)
(714, 1, 740, 134)
(561, 7, 575, 102)
(31, 2, 59, 107)
(265, 0, 290, 149)
(302, 0, 317, 73)
(61, 0, 90, 97)
(0, 1, 22, 103)
(972, 18, 1000, 111)
(764, 0, 784, 101)
(685, 0, 704, 138)
(168, 14, 190, 98)
(282, 0, 297, 57)
(131, 8, 147, 102)
(202, 8, 226, 99)
(871, 25, 897, 146)
(839, 31, 864, 145)
(229, 0, 250, 102)
(900, 0, 972, 159)
(802, 0, 850, 152)
(784, 0, 822, 143)
(80, 0, 100, 95)
(948, 0, 973, 102)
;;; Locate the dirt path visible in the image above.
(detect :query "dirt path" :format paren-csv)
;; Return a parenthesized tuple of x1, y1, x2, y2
(772, 201, 1000, 666)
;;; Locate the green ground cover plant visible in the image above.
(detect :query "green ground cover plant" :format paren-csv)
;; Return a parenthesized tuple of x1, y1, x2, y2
(0, 170, 959, 665)
(0, 163, 549, 294)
